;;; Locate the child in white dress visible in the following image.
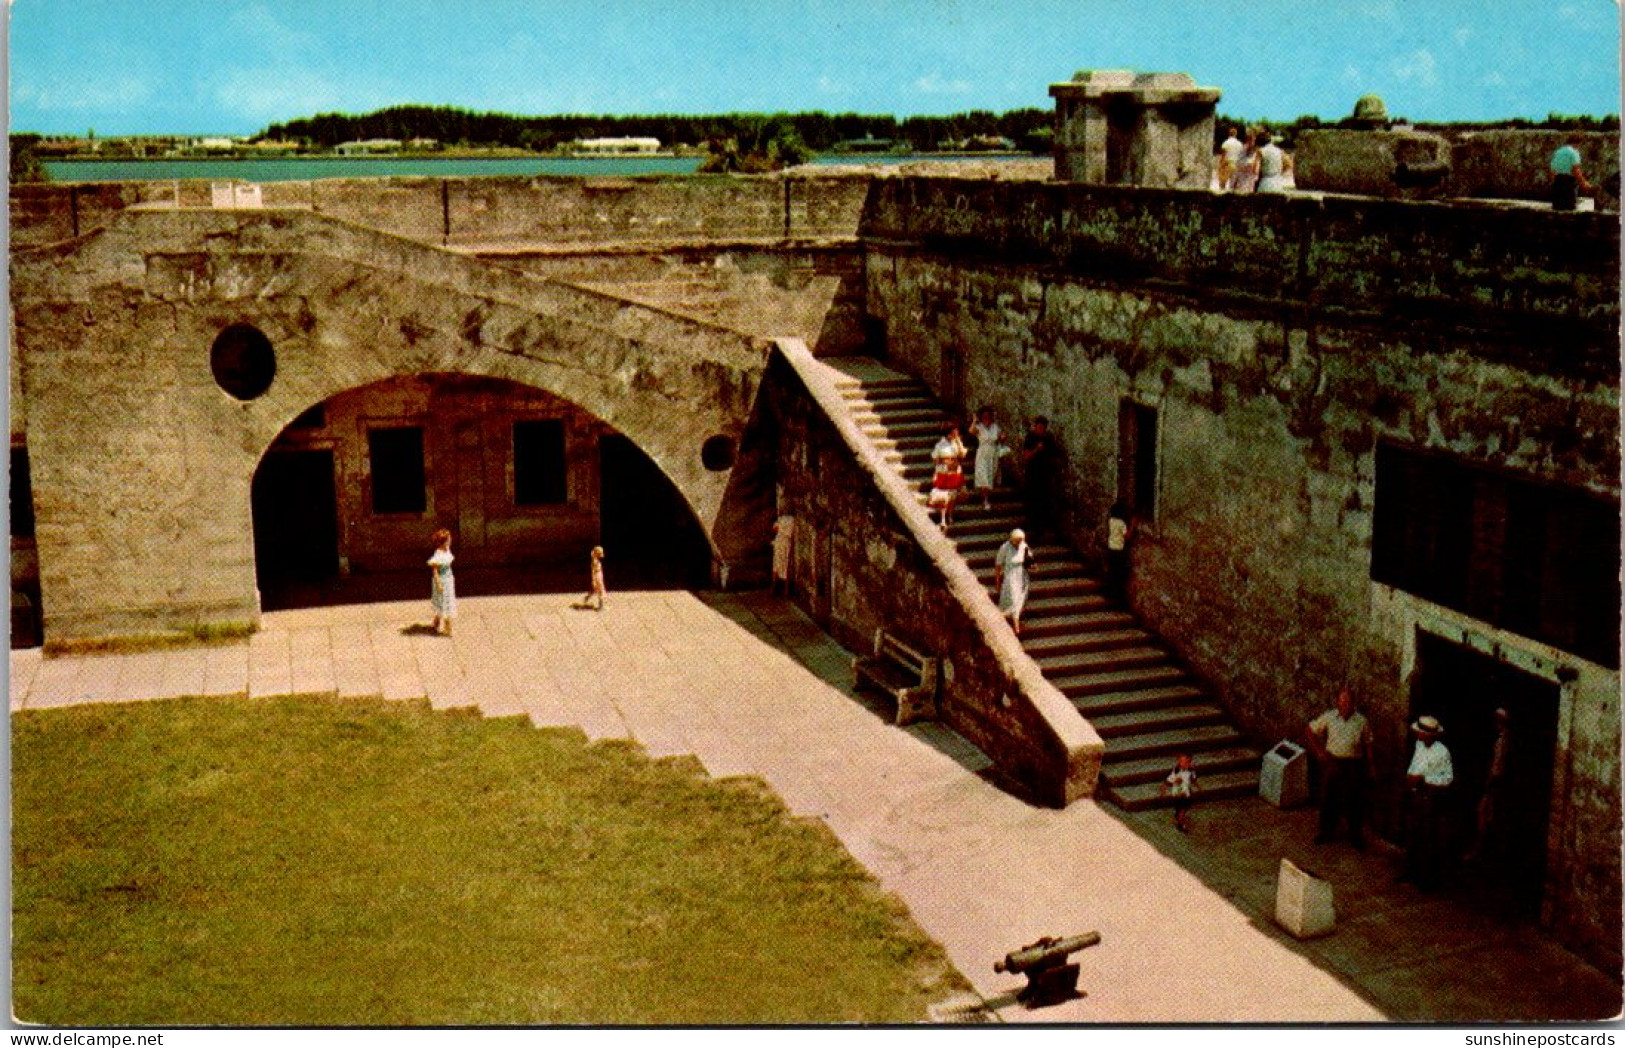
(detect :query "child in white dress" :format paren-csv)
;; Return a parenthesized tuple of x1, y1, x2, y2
(428, 529, 455, 636)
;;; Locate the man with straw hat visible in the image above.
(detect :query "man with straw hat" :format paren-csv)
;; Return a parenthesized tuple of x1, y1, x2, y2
(1400, 714, 1454, 892)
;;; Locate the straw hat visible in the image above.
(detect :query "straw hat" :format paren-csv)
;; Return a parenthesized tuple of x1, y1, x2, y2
(1412, 714, 1443, 735)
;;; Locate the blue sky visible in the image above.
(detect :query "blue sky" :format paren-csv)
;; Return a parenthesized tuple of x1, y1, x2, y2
(7, 0, 1621, 136)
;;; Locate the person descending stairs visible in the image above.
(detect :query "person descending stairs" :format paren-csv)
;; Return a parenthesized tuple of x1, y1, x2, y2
(823, 356, 1262, 812)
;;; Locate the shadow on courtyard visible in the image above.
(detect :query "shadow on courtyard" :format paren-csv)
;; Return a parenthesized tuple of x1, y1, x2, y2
(1105, 792, 1623, 1022)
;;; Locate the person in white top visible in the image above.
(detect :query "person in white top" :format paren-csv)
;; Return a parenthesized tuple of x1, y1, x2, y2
(993, 528, 1034, 636)
(968, 406, 1004, 509)
(928, 422, 967, 530)
(1254, 130, 1292, 193)
(771, 512, 795, 595)
(1307, 686, 1375, 849)
(1216, 127, 1246, 191)
(1105, 501, 1133, 602)
(427, 528, 455, 636)
(1401, 715, 1453, 891)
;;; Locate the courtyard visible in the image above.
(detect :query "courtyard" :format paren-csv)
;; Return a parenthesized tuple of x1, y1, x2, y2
(11, 590, 1618, 1023)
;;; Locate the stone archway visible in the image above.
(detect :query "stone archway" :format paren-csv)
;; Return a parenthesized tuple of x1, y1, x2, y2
(11, 207, 773, 646)
(250, 372, 714, 611)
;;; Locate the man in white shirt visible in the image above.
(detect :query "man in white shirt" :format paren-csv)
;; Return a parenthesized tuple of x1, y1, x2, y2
(1307, 687, 1374, 849)
(1216, 127, 1245, 191)
(1400, 715, 1454, 891)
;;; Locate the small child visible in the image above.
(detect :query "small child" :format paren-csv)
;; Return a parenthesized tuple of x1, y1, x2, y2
(1162, 753, 1197, 833)
(427, 529, 455, 636)
(582, 545, 606, 611)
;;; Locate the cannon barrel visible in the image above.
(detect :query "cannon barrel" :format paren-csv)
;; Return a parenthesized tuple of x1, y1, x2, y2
(993, 932, 1102, 975)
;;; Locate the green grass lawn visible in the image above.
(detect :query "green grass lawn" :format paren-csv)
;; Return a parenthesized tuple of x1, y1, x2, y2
(13, 695, 970, 1025)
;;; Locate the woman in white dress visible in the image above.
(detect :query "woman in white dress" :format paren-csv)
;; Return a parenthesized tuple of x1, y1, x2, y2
(969, 406, 1003, 509)
(928, 422, 967, 530)
(994, 527, 1034, 636)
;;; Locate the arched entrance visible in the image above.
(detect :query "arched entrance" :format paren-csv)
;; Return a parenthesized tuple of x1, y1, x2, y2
(251, 372, 714, 611)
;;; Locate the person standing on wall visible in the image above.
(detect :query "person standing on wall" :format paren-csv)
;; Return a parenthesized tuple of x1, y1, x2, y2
(1399, 714, 1454, 892)
(1306, 686, 1375, 850)
(1549, 135, 1592, 211)
(1255, 130, 1293, 193)
(1020, 416, 1059, 541)
(1216, 126, 1245, 191)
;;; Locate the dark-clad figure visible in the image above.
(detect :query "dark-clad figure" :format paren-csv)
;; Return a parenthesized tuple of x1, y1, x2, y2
(1021, 416, 1059, 540)
(1466, 707, 1512, 863)
(1549, 135, 1592, 211)
(1400, 715, 1454, 892)
(1306, 686, 1374, 849)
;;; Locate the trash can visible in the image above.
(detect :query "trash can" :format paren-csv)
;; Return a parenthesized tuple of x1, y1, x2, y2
(1275, 857, 1336, 938)
(1259, 739, 1309, 808)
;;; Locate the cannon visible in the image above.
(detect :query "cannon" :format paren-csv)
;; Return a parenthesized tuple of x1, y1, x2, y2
(993, 931, 1102, 1007)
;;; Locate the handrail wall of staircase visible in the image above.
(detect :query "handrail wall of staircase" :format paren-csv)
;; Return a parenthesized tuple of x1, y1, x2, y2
(771, 337, 1104, 806)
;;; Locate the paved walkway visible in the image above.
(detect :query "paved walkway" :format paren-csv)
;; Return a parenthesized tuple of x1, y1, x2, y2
(10, 592, 1619, 1023)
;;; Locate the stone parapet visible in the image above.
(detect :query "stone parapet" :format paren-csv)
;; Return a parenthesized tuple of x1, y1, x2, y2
(860, 177, 1620, 383)
(1297, 128, 1620, 209)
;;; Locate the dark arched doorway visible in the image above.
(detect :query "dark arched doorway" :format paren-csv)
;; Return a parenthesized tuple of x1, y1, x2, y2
(251, 373, 713, 611)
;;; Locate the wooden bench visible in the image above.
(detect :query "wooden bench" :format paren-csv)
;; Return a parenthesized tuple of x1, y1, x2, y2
(853, 628, 940, 726)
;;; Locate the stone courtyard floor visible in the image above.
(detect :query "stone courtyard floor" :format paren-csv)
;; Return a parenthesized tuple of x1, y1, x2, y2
(9, 591, 1621, 1023)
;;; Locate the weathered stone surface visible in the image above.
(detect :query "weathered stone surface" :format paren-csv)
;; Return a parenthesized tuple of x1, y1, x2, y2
(862, 185, 1619, 967)
(1299, 128, 1620, 209)
(12, 207, 771, 644)
(1050, 70, 1220, 189)
(763, 345, 1103, 806)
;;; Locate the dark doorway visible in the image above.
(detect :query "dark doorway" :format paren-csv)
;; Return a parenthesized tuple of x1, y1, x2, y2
(253, 449, 340, 609)
(1117, 400, 1159, 521)
(1411, 631, 1561, 918)
(598, 434, 713, 590)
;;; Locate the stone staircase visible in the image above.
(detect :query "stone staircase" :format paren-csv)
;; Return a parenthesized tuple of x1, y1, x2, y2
(825, 357, 1262, 811)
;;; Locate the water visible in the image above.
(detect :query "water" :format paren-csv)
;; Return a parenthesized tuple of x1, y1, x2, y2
(42, 155, 706, 183)
(40, 153, 1032, 183)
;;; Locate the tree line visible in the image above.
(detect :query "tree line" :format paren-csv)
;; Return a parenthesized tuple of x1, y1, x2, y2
(257, 105, 1056, 153)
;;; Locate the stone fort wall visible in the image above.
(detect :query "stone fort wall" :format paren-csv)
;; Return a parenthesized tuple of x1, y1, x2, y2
(861, 176, 1619, 966)
(10, 173, 873, 252)
(10, 171, 1619, 964)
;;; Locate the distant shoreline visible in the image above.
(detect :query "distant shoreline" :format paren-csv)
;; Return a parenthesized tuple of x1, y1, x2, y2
(37, 152, 1043, 184)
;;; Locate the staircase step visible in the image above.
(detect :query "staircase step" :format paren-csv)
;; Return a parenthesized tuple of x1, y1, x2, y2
(1052, 663, 1189, 698)
(843, 394, 939, 414)
(1089, 702, 1228, 739)
(965, 547, 1089, 573)
(1104, 769, 1263, 812)
(1021, 593, 1115, 618)
(861, 419, 949, 440)
(1019, 610, 1137, 638)
(1022, 628, 1153, 657)
(832, 375, 919, 392)
(850, 405, 949, 425)
(1103, 745, 1261, 786)
(868, 434, 939, 454)
(1031, 645, 1170, 678)
(1071, 683, 1210, 718)
(1097, 723, 1248, 762)
(972, 571, 1097, 598)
